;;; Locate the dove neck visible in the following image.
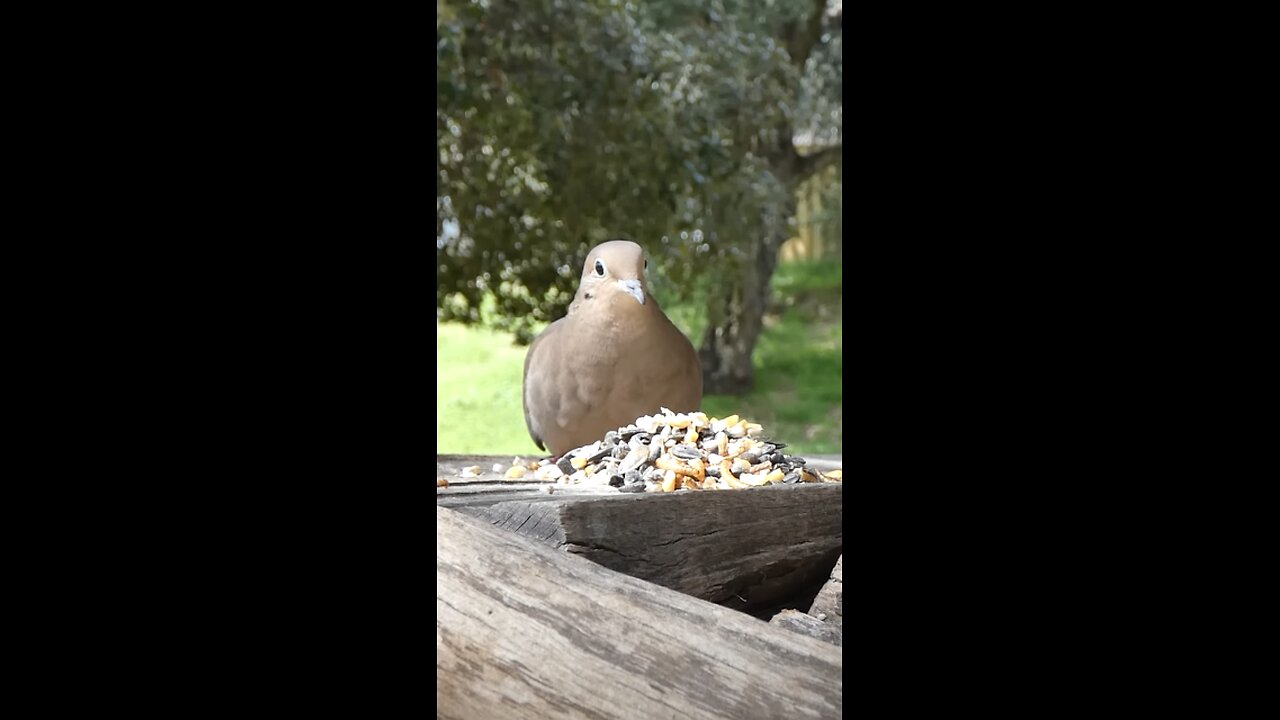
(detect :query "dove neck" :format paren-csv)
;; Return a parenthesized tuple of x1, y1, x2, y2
(577, 296, 659, 337)
(573, 290, 660, 317)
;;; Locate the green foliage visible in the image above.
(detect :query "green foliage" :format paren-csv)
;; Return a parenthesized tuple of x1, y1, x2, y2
(437, 0, 841, 344)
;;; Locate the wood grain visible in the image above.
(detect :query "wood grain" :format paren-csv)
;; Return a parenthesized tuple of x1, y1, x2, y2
(437, 506, 842, 720)
(457, 483, 842, 613)
(808, 555, 843, 630)
(769, 609, 842, 646)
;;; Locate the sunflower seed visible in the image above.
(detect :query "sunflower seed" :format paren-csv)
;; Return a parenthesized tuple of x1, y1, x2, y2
(671, 444, 701, 459)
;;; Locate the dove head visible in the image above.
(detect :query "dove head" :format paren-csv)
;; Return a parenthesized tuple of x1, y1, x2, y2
(576, 240, 649, 308)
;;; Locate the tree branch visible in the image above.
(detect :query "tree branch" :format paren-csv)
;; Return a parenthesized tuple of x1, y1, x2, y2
(795, 144, 842, 180)
(786, 0, 833, 68)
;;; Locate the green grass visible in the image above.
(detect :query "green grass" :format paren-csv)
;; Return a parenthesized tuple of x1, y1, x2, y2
(436, 322, 547, 456)
(437, 260, 842, 456)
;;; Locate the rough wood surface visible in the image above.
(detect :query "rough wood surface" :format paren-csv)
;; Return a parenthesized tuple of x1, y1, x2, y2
(437, 506, 842, 720)
(808, 555, 843, 630)
(769, 609, 843, 646)
(456, 483, 842, 614)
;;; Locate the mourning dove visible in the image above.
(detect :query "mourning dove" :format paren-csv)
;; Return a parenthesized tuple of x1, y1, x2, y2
(523, 240, 703, 457)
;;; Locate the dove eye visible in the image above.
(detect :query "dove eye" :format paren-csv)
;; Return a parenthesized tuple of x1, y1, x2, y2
(594, 260, 605, 277)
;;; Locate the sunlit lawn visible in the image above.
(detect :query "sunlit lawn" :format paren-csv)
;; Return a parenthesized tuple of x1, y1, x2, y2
(436, 261, 842, 456)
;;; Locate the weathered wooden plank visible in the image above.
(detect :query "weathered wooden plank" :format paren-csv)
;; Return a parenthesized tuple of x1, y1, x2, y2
(808, 555, 843, 629)
(455, 483, 842, 614)
(435, 455, 543, 485)
(436, 484, 622, 509)
(769, 609, 843, 646)
(436, 454, 843, 505)
(436, 506, 842, 720)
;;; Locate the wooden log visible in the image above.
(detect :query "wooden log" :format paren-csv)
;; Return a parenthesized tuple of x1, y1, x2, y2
(808, 555, 843, 630)
(769, 609, 842, 647)
(455, 483, 842, 614)
(436, 506, 842, 720)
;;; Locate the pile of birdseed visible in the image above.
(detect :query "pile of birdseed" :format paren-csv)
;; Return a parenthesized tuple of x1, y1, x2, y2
(505, 408, 843, 493)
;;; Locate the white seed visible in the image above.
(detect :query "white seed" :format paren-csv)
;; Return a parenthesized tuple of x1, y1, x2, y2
(618, 447, 648, 474)
(535, 465, 563, 480)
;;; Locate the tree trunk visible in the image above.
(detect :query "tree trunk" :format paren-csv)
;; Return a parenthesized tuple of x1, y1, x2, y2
(698, 201, 792, 394)
(698, 132, 838, 394)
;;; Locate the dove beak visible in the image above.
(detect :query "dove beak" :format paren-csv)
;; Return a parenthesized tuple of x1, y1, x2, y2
(618, 279, 645, 305)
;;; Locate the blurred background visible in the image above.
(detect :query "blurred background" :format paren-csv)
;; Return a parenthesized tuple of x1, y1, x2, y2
(437, 0, 842, 456)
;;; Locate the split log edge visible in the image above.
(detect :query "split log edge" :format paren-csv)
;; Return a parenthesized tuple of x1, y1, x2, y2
(456, 483, 842, 614)
(437, 506, 842, 720)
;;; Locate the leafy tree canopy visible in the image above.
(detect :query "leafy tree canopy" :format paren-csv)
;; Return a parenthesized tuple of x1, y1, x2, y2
(438, 0, 841, 350)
